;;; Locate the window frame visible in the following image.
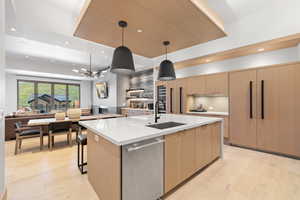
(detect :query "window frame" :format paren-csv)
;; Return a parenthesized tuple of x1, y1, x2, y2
(17, 79, 81, 111)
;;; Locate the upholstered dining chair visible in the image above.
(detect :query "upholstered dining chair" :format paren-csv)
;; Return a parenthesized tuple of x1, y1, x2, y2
(14, 122, 43, 155)
(48, 121, 73, 150)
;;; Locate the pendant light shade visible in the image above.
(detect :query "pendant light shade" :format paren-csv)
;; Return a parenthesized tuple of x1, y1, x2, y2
(158, 41, 176, 81)
(111, 21, 135, 74)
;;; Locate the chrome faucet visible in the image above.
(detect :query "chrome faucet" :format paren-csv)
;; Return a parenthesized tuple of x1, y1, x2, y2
(154, 101, 161, 123)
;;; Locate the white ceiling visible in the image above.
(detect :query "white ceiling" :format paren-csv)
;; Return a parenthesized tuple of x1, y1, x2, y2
(4, 0, 299, 79)
(5, 0, 154, 79)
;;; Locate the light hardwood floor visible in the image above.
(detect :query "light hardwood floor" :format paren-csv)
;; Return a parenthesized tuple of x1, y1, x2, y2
(5, 135, 300, 200)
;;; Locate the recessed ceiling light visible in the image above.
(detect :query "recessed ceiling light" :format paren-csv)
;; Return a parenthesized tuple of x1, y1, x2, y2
(137, 29, 143, 33)
(101, 50, 105, 54)
(72, 69, 79, 73)
(11, 27, 16, 32)
(65, 41, 69, 45)
(258, 48, 265, 52)
(206, 59, 211, 62)
(25, 55, 29, 59)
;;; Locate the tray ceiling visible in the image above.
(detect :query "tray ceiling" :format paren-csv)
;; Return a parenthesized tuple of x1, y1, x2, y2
(74, 0, 226, 58)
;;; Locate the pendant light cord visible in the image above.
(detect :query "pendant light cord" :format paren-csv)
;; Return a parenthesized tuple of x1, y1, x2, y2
(165, 46, 168, 60)
(122, 27, 124, 46)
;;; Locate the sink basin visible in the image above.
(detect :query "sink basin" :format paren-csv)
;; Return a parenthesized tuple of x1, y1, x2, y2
(146, 121, 186, 130)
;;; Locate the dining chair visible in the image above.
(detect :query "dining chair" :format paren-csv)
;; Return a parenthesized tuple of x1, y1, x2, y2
(48, 121, 73, 150)
(14, 122, 43, 155)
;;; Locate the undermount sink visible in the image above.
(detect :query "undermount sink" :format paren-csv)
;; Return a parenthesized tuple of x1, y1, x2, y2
(146, 121, 186, 130)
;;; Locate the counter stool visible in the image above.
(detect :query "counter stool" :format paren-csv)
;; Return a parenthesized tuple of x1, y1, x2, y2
(77, 134, 87, 174)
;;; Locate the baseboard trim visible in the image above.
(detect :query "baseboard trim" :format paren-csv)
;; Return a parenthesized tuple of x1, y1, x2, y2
(0, 187, 7, 200)
(229, 144, 300, 160)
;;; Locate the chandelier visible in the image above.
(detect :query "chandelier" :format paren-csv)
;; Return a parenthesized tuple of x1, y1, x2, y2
(72, 54, 110, 78)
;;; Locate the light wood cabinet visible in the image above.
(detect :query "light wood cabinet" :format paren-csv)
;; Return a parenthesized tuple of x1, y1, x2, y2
(166, 78, 188, 114)
(179, 129, 196, 181)
(164, 132, 181, 193)
(229, 69, 257, 148)
(164, 122, 221, 193)
(87, 131, 121, 200)
(205, 73, 228, 96)
(166, 80, 176, 114)
(187, 113, 229, 138)
(195, 125, 212, 170)
(186, 73, 228, 96)
(229, 63, 300, 157)
(175, 78, 188, 114)
(211, 122, 221, 160)
(187, 76, 206, 95)
(256, 64, 300, 156)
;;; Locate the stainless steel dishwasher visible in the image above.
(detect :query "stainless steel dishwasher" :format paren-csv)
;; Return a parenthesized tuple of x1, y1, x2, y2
(122, 137, 164, 200)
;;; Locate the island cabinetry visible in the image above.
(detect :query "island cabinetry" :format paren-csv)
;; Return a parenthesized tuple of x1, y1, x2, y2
(187, 113, 229, 138)
(87, 131, 121, 200)
(195, 125, 212, 170)
(164, 122, 221, 193)
(211, 122, 222, 160)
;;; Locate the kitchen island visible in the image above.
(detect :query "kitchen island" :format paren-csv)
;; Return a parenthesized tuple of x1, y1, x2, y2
(79, 114, 223, 200)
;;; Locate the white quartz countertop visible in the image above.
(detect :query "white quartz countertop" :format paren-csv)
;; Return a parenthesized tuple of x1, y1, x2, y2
(187, 111, 229, 116)
(79, 114, 223, 146)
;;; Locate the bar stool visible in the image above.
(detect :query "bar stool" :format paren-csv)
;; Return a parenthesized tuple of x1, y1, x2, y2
(77, 134, 87, 174)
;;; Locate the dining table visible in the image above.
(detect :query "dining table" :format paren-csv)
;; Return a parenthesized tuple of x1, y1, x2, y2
(27, 114, 124, 150)
(27, 114, 124, 126)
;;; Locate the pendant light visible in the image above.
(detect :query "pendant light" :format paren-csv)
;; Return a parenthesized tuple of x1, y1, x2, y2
(111, 20, 135, 74)
(157, 41, 176, 81)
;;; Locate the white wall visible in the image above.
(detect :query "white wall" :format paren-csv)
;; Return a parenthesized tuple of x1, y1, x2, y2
(93, 72, 118, 113)
(5, 74, 92, 114)
(117, 75, 130, 107)
(0, 0, 5, 195)
(92, 73, 130, 113)
(175, 47, 299, 78)
(153, 0, 300, 66)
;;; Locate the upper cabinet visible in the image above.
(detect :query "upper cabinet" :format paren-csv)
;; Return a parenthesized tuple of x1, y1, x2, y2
(187, 76, 206, 95)
(187, 72, 228, 96)
(205, 73, 228, 96)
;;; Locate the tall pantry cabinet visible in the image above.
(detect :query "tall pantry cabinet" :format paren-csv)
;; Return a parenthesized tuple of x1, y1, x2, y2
(229, 63, 300, 157)
(166, 79, 187, 114)
(229, 69, 257, 149)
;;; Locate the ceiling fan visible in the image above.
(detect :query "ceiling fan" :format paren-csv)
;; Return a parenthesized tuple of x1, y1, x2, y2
(72, 54, 110, 78)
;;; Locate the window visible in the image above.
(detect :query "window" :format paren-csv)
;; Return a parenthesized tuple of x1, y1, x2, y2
(18, 81, 35, 110)
(53, 84, 67, 112)
(68, 85, 80, 109)
(17, 80, 80, 113)
(37, 83, 51, 113)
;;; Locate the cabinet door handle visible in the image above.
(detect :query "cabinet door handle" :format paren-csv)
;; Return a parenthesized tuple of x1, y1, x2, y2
(249, 81, 253, 119)
(179, 87, 183, 114)
(170, 88, 173, 113)
(127, 138, 165, 152)
(261, 80, 265, 119)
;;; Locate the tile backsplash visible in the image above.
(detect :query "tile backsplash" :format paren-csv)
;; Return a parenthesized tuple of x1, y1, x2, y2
(188, 96, 229, 112)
